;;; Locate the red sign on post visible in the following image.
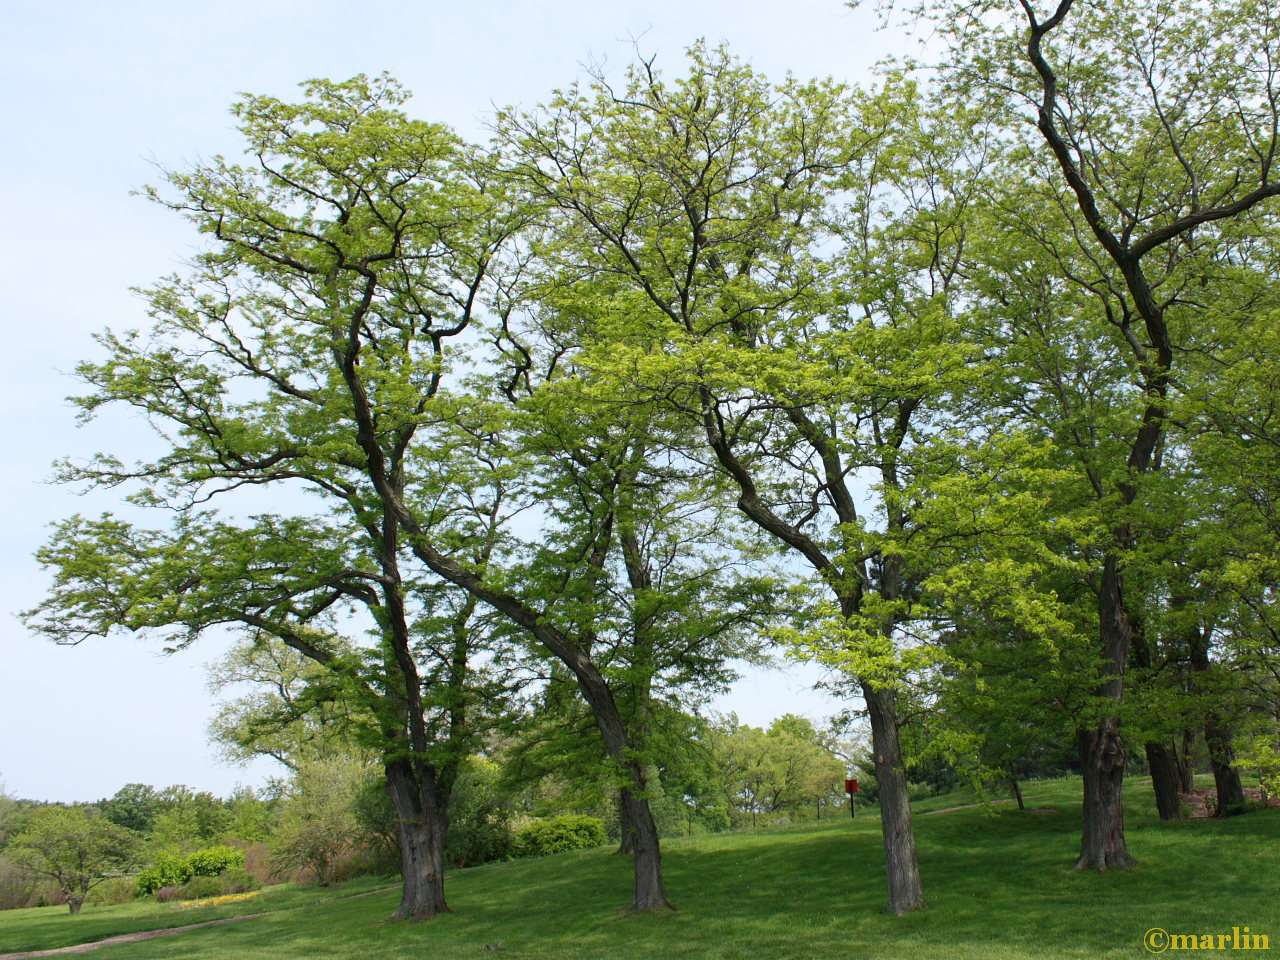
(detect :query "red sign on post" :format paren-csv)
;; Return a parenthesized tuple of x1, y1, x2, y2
(844, 778, 860, 794)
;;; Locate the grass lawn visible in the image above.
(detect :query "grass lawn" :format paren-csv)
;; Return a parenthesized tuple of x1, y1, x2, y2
(2, 776, 1276, 959)
(0, 877, 393, 955)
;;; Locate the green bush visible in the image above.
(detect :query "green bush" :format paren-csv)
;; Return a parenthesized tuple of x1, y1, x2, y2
(88, 876, 137, 905)
(136, 845, 246, 896)
(186, 844, 245, 877)
(136, 852, 193, 896)
(511, 815, 606, 858)
(447, 758, 513, 867)
(219, 866, 259, 894)
(177, 875, 225, 900)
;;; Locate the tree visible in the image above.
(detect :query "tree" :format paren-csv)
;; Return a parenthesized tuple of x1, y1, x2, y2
(208, 636, 363, 772)
(710, 715, 844, 829)
(146, 788, 233, 854)
(23, 75, 519, 920)
(270, 759, 369, 886)
(470, 365, 773, 908)
(8, 807, 140, 914)
(924, 0, 1280, 867)
(24, 66, 761, 915)
(495, 47, 989, 914)
(98, 784, 164, 835)
(0, 780, 18, 847)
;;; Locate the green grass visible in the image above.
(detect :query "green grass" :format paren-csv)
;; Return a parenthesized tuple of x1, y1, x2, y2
(3, 777, 1277, 959)
(0, 877, 392, 954)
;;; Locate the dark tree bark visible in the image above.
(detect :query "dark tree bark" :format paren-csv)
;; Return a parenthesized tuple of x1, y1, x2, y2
(1011, 777, 1025, 812)
(1186, 620, 1247, 816)
(1176, 730, 1196, 793)
(1076, 724, 1134, 871)
(620, 781, 668, 911)
(616, 793, 638, 855)
(1075, 557, 1137, 870)
(385, 760, 449, 920)
(574, 672, 671, 911)
(864, 684, 925, 915)
(1144, 742, 1183, 821)
(1129, 615, 1181, 822)
(1205, 717, 1248, 816)
(67, 896, 84, 916)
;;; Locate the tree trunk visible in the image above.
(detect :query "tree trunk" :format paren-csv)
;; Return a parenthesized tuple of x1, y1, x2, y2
(1176, 729, 1196, 793)
(1076, 556, 1136, 871)
(1186, 626, 1248, 817)
(569, 665, 673, 911)
(1128, 612, 1180, 821)
(385, 760, 449, 921)
(1145, 742, 1183, 821)
(863, 683, 925, 915)
(616, 792, 637, 855)
(620, 780, 671, 911)
(1010, 777, 1025, 812)
(67, 896, 84, 915)
(1205, 716, 1247, 816)
(1076, 722, 1134, 870)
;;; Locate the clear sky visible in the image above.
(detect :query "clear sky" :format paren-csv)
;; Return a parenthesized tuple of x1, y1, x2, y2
(0, 0, 920, 802)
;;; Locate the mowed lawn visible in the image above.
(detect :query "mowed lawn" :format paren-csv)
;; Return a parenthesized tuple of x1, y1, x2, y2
(2, 777, 1277, 959)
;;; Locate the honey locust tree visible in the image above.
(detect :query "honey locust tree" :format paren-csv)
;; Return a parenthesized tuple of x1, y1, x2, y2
(495, 47, 989, 915)
(927, 0, 1280, 867)
(24, 75, 522, 920)
(444, 318, 777, 909)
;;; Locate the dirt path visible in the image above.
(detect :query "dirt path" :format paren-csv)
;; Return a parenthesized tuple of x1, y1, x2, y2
(922, 799, 1013, 816)
(0, 913, 267, 960)
(0, 882, 401, 960)
(921, 799, 1059, 816)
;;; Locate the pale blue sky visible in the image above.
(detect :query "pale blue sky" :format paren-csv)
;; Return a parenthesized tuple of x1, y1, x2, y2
(0, 0, 918, 802)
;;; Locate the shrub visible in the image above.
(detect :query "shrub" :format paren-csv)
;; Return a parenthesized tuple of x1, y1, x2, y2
(511, 815, 606, 858)
(1238, 737, 1280, 801)
(186, 845, 245, 877)
(269, 760, 363, 886)
(447, 758, 513, 867)
(136, 852, 192, 896)
(218, 866, 259, 894)
(154, 885, 182, 903)
(89, 876, 138, 905)
(177, 875, 225, 900)
(137, 845, 245, 896)
(0, 854, 39, 910)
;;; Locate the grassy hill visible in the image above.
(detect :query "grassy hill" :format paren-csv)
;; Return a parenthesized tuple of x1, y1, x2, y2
(2, 776, 1276, 959)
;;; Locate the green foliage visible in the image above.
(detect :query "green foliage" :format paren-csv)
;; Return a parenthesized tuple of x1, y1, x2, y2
(185, 844, 245, 877)
(98, 784, 164, 834)
(8, 807, 141, 914)
(135, 844, 245, 897)
(134, 852, 192, 896)
(269, 760, 367, 886)
(447, 758, 513, 867)
(176, 874, 225, 900)
(21, 14, 1280, 917)
(511, 815, 607, 858)
(168, 864, 261, 901)
(1238, 737, 1280, 801)
(146, 788, 235, 854)
(219, 865, 260, 894)
(86, 876, 137, 906)
(707, 714, 845, 828)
